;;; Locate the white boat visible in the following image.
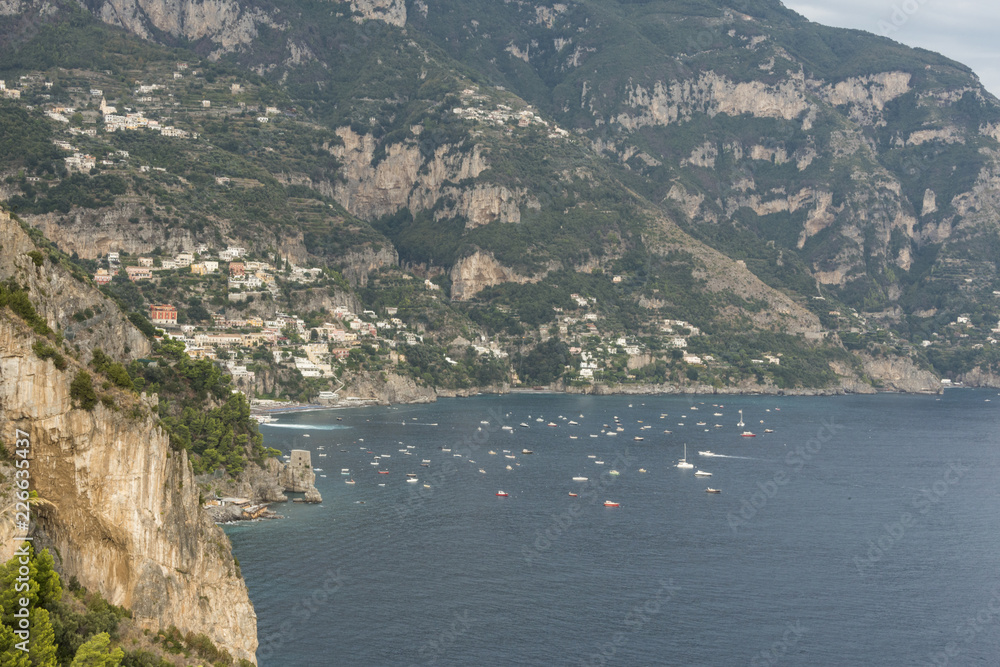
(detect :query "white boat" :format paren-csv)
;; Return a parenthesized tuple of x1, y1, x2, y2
(738, 409, 745, 429)
(676, 444, 694, 469)
(406, 478, 419, 483)
(568, 420, 579, 425)
(303, 434, 310, 438)
(609, 470, 620, 476)
(520, 423, 529, 428)
(695, 470, 712, 477)
(595, 460, 604, 465)
(572, 476, 589, 481)
(341, 469, 350, 475)
(587, 455, 596, 459)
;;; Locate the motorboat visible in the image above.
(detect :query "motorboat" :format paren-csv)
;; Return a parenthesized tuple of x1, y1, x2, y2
(378, 470, 389, 475)
(741, 431, 756, 437)
(706, 488, 721, 494)
(568, 492, 578, 497)
(603, 501, 620, 507)
(345, 479, 355, 485)
(699, 450, 716, 457)
(609, 470, 620, 476)
(695, 470, 712, 477)
(406, 478, 419, 483)
(341, 469, 350, 475)
(572, 476, 589, 482)
(522, 449, 534, 455)
(496, 490, 509, 497)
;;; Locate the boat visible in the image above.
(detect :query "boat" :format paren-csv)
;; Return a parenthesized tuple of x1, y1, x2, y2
(595, 460, 604, 465)
(496, 490, 509, 497)
(406, 473, 417, 477)
(341, 469, 350, 475)
(378, 470, 389, 475)
(406, 478, 419, 483)
(695, 470, 712, 477)
(568, 420, 578, 425)
(609, 470, 620, 476)
(639, 468, 647, 473)
(741, 431, 756, 437)
(420, 463, 429, 467)
(737, 409, 745, 429)
(570, 436, 578, 440)
(479, 468, 486, 474)
(572, 476, 589, 481)
(506, 465, 512, 470)
(764, 429, 774, 433)
(699, 450, 715, 457)
(303, 434, 310, 438)
(520, 423, 529, 428)
(318, 453, 327, 457)
(488, 450, 497, 455)
(676, 444, 694, 469)
(548, 422, 557, 427)
(345, 479, 355, 485)
(706, 488, 721, 494)
(422, 459, 431, 463)
(522, 449, 533, 455)
(634, 437, 644, 441)
(568, 492, 578, 497)
(603, 501, 620, 507)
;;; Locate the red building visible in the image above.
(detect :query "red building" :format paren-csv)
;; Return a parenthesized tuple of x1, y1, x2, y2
(150, 304, 177, 326)
(229, 262, 245, 277)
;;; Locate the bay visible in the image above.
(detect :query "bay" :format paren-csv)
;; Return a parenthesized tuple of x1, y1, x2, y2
(225, 390, 1000, 666)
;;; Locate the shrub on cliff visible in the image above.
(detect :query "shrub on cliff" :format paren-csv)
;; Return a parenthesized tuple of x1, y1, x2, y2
(33, 340, 67, 370)
(70, 370, 98, 410)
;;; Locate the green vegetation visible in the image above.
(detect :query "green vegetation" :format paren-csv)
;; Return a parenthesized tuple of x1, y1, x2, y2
(0, 546, 249, 667)
(70, 370, 98, 410)
(127, 339, 266, 474)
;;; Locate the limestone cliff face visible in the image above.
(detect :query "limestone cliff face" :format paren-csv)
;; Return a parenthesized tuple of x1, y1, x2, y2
(341, 0, 405, 27)
(0, 318, 258, 663)
(859, 354, 941, 393)
(449, 250, 538, 301)
(83, 0, 283, 56)
(329, 128, 539, 225)
(0, 212, 150, 363)
(342, 371, 436, 405)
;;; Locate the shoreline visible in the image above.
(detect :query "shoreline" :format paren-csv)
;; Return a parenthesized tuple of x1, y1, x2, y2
(250, 382, 964, 417)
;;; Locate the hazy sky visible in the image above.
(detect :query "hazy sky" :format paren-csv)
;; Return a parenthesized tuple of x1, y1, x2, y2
(782, 0, 1000, 98)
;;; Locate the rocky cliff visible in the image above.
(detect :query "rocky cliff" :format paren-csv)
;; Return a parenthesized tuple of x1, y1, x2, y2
(0, 211, 150, 363)
(0, 316, 258, 663)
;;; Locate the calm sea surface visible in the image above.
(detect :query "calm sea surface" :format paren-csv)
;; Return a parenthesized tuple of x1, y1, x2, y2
(225, 391, 1000, 666)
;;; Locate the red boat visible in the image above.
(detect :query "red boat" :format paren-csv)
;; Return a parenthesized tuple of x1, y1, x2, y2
(496, 490, 509, 497)
(603, 501, 620, 507)
(378, 470, 389, 474)
(568, 493, 578, 497)
(740, 431, 756, 437)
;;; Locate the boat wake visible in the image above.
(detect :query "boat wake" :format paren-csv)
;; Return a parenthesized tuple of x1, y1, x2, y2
(260, 423, 351, 431)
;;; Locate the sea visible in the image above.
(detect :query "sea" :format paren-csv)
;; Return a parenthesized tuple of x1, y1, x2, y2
(224, 390, 1000, 666)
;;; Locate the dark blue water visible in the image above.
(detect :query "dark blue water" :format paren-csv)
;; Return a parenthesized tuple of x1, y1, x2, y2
(226, 391, 1000, 666)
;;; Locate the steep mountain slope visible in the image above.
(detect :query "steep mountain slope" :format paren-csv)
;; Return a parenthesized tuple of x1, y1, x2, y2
(5, 0, 1000, 385)
(0, 210, 257, 662)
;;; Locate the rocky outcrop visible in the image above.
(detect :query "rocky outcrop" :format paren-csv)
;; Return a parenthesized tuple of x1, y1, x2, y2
(84, 0, 283, 56)
(449, 250, 537, 301)
(0, 317, 257, 663)
(341, 0, 405, 27)
(327, 128, 538, 226)
(859, 354, 941, 393)
(341, 371, 436, 405)
(0, 211, 150, 363)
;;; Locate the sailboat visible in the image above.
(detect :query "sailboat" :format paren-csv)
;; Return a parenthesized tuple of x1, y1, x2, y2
(738, 409, 756, 436)
(675, 443, 694, 469)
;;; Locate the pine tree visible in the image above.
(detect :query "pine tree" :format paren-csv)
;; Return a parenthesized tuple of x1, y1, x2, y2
(0, 623, 31, 667)
(70, 632, 124, 667)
